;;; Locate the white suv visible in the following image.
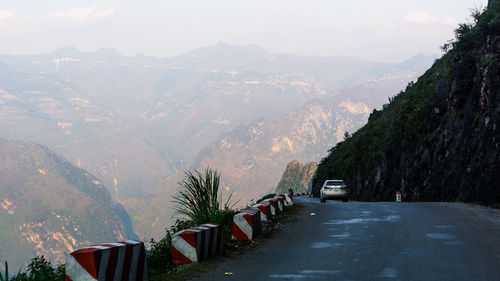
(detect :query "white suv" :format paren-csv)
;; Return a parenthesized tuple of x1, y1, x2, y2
(320, 180, 348, 202)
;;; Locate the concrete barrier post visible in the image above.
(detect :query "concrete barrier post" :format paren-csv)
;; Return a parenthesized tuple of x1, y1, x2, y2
(232, 210, 260, 240)
(284, 194, 293, 206)
(245, 208, 261, 235)
(396, 192, 402, 202)
(252, 203, 271, 221)
(200, 223, 224, 255)
(191, 226, 211, 260)
(172, 229, 203, 265)
(263, 198, 279, 216)
(65, 240, 148, 281)
(277, 194, 291, 207)
(274, 196, 284, 211)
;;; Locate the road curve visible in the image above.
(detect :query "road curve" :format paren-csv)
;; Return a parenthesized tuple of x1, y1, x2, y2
(192, 197, 500, 281)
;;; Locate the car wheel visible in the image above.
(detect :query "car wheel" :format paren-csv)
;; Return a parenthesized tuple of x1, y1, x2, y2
(342, 197, 348, 202)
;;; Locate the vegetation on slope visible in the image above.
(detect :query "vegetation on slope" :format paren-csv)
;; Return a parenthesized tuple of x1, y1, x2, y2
(313, 3, 500, 203)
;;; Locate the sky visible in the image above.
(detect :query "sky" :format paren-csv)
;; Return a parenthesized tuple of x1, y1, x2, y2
(0, 0, 486, 62)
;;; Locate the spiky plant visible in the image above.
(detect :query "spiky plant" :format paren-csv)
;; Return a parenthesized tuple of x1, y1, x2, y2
(173, 167, 235, 226)
(0, 261, 8, 281)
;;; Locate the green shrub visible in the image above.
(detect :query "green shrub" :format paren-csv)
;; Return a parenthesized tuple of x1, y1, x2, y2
(146, 218, 200, 276)
(256, 193, 276, 203)
(8, 256, 64, 281)
(147, 228, 175, 276)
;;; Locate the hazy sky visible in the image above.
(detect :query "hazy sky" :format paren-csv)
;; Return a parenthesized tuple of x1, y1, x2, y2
(0, 0, 486, 62)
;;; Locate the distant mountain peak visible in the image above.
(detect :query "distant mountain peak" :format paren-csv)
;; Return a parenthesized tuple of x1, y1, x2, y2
(177, 41, 270, 61)
(50, 46, 83, 58)
(215, 40, 229, 46)
(48, 46, 123, 61)
(94, 47, 122, 58)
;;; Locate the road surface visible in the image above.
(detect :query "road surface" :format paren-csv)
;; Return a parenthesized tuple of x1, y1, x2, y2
(192, 197, 500, 281)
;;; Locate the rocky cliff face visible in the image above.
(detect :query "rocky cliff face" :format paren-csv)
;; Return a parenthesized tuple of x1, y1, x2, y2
(275, 160, 317, 194)
(0, 138, 133, 269)
(313, 5, 500, 204)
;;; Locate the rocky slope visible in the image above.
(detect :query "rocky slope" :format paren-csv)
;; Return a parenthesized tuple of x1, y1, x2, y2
(0, 138, 133, 270)
(275, 160, 317, 194)
(313, 3, 500, 204)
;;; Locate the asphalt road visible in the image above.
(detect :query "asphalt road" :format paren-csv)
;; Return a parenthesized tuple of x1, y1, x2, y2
(192, 197, 500, 281)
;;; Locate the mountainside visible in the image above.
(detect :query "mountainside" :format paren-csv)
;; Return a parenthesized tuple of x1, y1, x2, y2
(275, 160, 317, 194)
(313, 4, 500, 204)
(0, 138, 133, 270)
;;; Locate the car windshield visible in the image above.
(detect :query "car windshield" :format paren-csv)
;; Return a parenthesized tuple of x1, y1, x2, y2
(326, 181, 344, 186)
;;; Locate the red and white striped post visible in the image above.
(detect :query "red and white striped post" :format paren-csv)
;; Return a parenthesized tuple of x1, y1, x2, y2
(263, 198, 279, 216)
(191, 226, 211, 260)
(396, 191, 402, 202)
(65, 240, 148, 281)
(273, 196, 284, 212)
(200, 223, 224, 256)
(252, 202, 272, 221)
(232, 210, 261, 240)
(172, 228, 203, 265)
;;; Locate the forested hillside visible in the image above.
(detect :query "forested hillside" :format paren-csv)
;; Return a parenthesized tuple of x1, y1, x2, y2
(313, 4, 500, 204)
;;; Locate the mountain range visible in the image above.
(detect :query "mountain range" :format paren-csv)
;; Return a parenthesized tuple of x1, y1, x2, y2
(0, 43, 436, 241)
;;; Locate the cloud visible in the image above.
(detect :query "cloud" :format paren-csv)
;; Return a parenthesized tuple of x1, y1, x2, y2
(0, 10, 13, 32)
(0, 10, 13, 20)
(404, 11, 456, 25)
(49, 4, 114, 22)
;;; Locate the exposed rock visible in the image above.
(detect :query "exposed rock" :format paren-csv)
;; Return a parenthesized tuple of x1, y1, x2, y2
(275, 160, 318, 194)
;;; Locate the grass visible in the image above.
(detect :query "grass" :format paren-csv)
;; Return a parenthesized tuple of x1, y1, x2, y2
(172, 167, 236, 226)
(0, 262, 7, 281)
(490, 204, 500, 210)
